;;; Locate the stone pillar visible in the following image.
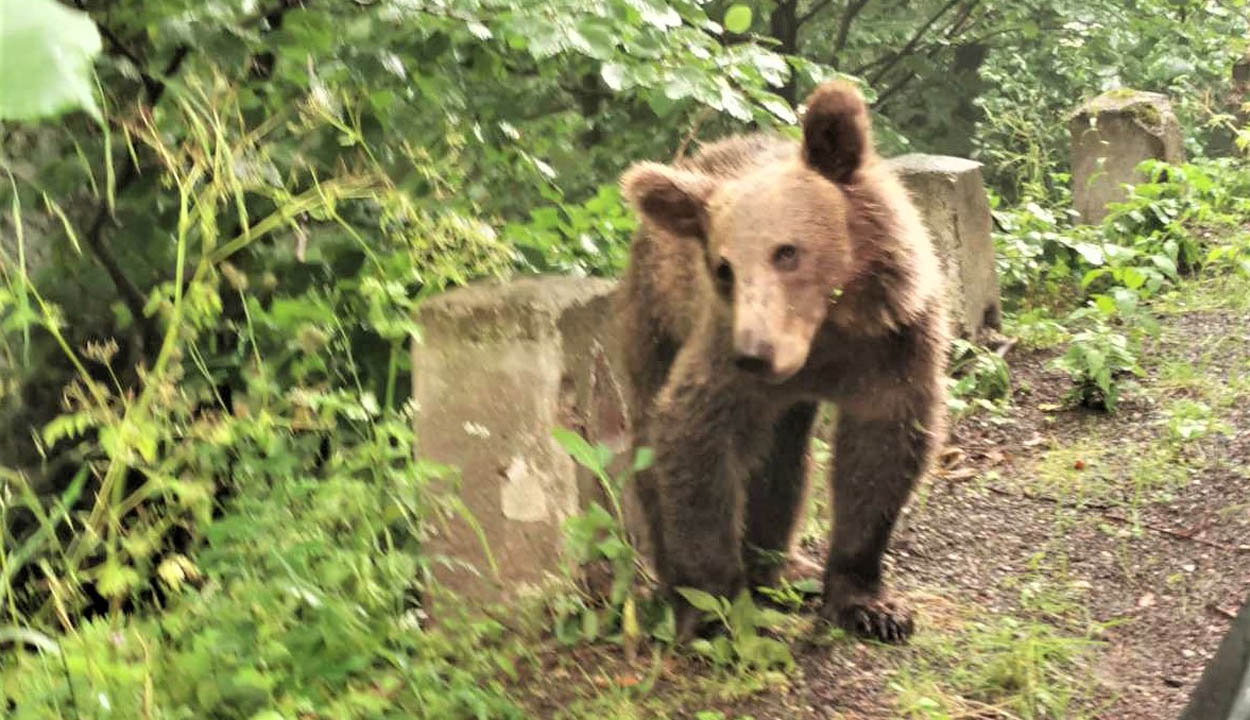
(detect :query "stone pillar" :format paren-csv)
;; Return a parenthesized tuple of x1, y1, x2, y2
(885, 153, 1002, 340)
(1068, 90, 1184, 224)
(411, 276, 637, 603)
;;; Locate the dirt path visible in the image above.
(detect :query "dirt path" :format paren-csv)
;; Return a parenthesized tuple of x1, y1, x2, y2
(516, 276, 1250, 719)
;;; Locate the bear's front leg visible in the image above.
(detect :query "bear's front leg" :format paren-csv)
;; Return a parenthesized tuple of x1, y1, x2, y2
(648, 354, 756, 641)
(821, 396, 941, 643)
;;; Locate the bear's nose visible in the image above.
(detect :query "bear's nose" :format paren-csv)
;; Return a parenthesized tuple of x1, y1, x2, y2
(733, 339, 775, 375)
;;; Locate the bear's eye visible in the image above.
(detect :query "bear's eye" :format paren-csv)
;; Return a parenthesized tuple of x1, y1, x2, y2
(772, 244, 799, 270)
(714, 258, 734, 287)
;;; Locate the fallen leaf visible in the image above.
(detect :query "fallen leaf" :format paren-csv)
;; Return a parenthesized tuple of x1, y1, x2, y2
(615, 674, 640, 688)
(1137, 592, 1156, 608)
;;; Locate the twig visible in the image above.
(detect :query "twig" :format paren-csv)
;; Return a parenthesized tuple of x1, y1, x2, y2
(798, 0, 839, 26)
(993, 337, 1018, 358)
(984, 486, 1250, 554)
(672, 107, 715, 164)
(1206, 602, 1237, 621)
(866, 0, 965, 85)
(830, 0, 873, 59)
(1103, 512, 1249, 554)
(984, 484, 1116, 511)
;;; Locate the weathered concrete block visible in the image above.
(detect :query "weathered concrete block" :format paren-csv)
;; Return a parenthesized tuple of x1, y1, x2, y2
(1068, 90, 1184, 224)
(886, 153, 1002, 340)
(411, 276, 635, 603)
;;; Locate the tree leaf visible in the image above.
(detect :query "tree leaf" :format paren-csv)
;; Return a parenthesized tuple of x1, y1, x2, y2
(723, 4, 753, 34)
(0, 0, 102, 123)
(601, 62, 629, 91)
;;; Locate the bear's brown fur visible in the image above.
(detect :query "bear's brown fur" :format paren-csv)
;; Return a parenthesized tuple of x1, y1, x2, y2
(615, 80, 949, 643)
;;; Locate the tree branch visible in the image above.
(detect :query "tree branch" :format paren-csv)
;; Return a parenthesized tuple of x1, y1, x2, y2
(942, 0, 983, 39)
(854, 0, 965, 84)
(76, 2, 291, 360)
(831, 0, 873, 59)
(870, 71, 916, 110)
(798, 0, 838, 26)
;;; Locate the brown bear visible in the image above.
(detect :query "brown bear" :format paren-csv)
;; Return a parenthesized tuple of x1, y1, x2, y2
(614, 80, 948, 643)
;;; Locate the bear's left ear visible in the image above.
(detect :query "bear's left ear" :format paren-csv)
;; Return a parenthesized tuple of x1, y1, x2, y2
(620, 162, 715, 241)
(801, 80, 874, 184)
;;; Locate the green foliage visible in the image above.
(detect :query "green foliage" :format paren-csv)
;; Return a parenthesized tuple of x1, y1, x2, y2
(0, 0, 102, 123)
(0, 0, 1248, 715)
(506, 183, 638, 276)
(550, 429, 667, 655)
(993, 157, 1250, 407)
(1051, 323, 1143, 411)
(972, 1, 1249, 198)
(676, 588, 795, 673)
(890, 595, 1105, 720)
(2, 416, 530, 717)
(723, 5, 754, 35)
(946, 339, 1011, 417)
(1004, 309, 1070, 350)
(754, 577, 822, 613)
(1162, 399, 1232, 444)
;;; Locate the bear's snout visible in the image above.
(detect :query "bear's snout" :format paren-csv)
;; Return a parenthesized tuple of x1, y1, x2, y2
(733, 332, 776, 375)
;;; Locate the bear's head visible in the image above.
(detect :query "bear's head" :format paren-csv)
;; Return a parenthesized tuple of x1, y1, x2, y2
(621, 81, 874, 383)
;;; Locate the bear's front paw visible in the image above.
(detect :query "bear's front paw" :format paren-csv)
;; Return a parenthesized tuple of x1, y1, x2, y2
(822, 595, 914, 643)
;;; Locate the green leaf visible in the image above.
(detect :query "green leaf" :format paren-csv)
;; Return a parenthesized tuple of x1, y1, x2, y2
(0, 0, 102, 122)
(601, 62, 629, 91)
(575, 19, 616, 60)
(96, 559, 141, 599)
(552, 427, 603, 474)
(676, 587, 724, 614)
(581, 609, 600, 641)
(1080, 267, 1110, 289)
(631, 447, 655, 473)
(728, 588, 756, 633)
(723, 4, 753, 34)
(1072, 242, 1105, 266)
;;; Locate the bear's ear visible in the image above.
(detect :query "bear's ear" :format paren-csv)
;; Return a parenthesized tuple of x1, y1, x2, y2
(620, 162, 714, 240)
(801, 80, 873, 184)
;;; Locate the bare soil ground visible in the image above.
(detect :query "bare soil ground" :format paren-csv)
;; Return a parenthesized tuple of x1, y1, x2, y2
(512, 275, 1250, 720)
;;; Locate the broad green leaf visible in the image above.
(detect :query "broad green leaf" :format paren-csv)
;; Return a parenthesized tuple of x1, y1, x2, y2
(1072, 242, 1105, 266)
(552, 426, 603, 473)
(676, 587, 724, 614)
(728, 588, 756, 633)
(601, 62, 629, 91)
(1080, 267, 1111, 289)
(0, 0, 102, 122)
(723, 4, 753, 34)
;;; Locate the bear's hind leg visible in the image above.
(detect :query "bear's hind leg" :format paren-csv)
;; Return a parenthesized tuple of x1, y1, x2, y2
(744, 401, 818, 591)
(821, 402, 938, 643)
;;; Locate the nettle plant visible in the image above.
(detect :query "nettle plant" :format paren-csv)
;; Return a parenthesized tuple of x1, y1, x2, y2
(550, 428, 667, 661)
(1050, 320, 1144, 412)
(946, 338, 1012, 418)
(551, 429, 796, 673)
